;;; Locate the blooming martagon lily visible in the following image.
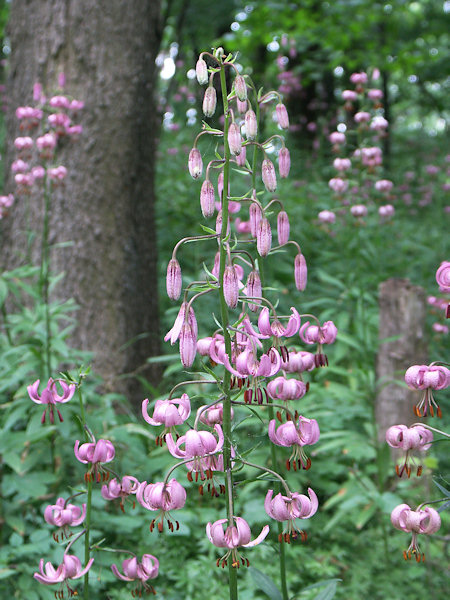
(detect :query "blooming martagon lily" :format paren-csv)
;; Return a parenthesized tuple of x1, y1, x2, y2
(33, 554, 94, 597)
(265, 487, 318, 543)
(44, 497, 86, 541)
(101, 475, 140, 511)
(74, 438, 115, 482)
(268, 416, 320, 470)
(27, 378, 76, 424)
(385, 424, 433, 478)
(391, 503, 441, 562)
(136, 478, 186, 532)
(166, 425, 224, 480)
(405, 364, 449, 417)
(142, 394, 191, 444)
(111, 553, 159, 596)
(299, 320, 337, 366)
(206, 516, 269, 568)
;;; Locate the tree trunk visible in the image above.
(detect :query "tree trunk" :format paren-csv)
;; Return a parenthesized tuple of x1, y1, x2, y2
(375, 279, 428, 441)
(2, 1, 162, 405)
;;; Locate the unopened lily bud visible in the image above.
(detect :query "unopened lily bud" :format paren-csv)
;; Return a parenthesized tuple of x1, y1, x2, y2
(216, 210, 230, 236)
(200, 179, 215, 217)
(179, 322, 197, 367)
(257, 217, 272, 257)
(234, 75, 247, 101)
(223, 265, 239, 308)
(262, 158, 277, 192)
(294, 253, 307, 291)
(278, 147, 290, 178)
(236, 144, 247, 167)
(228, 122, 242, 155)
(203, 86, 217, 117)
(188, 148, 203, 179)
(166, 258, 182, 300)
(237, 98, 247, 114)
(245, 110, 257, 140)
(196, 57, 208, 85)
(249, 202, 262, 237)
(246, 270, 262, 312)
(276, 103, 289, 129)
(277, 211, 290, 246)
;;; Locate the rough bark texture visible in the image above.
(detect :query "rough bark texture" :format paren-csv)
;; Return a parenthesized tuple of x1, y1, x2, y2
(375, 279, 428, 441)
(3, 1, 162, 404)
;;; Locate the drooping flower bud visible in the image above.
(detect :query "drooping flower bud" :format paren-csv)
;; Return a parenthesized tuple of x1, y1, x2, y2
(236, 144, 247, 167)
(223, 265, 239, 308)
(257, 217, 272, 257)
(249, 201, 262, 238)
(188, 148, 203, 179)
(179, 322, 197, 367)
(294, 253, 307, 291)
(245, 270, 262, 312)
(203, 86, 217, 117)
(200, 179, 215, 218)
(228, 122, 242, 156)
(237, 98, 247, 114)
(234, 75, 247, 101)
(196, 57, 208, 85)
(278, 147, 290, 178)
(216, 210, 230, 236)
(166, 258, 182, 300)
(245, 110, 257, 140)
(277, 211, 290, 246)
(276, 103, 289, 129)
(262, 158, 277, 192)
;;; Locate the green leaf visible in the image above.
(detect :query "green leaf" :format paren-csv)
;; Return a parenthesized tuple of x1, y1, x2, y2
(0, 568, 16, 580)
(249, 567, 283, 600)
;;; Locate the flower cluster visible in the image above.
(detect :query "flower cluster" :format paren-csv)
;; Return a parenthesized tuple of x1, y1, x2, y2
(12, 74, 83, 200)
(387, 262, 448, 561)
(320, 68, 395, 228)
(142, 48, 337, 577)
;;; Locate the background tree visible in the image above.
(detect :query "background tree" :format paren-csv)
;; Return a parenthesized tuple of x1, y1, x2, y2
(2, 0, 163, 403)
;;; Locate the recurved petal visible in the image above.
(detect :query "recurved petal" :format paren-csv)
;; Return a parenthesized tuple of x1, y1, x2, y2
(242, 524, 270, 547)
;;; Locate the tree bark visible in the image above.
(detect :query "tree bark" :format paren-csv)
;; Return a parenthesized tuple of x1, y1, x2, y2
(375, 279, 428, 441)
(3, 1, 162, 404)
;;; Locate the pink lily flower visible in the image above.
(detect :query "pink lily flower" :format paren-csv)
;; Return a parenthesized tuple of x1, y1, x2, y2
(391, 503, 441, 561)
(136, 478, 186, 532)
(258, 306, 301, 339)
(268, 416, 320, 470)
(206, 516, 269, 568)
(164, 301, 198, 345)
(265, 487, 318, 542)
(299, 320, 337, 367)
(166, 425, 224, 478)
(267, 376, 307, 401)
(386, 424, 433, 478)
(27, 378, 76, 424)
(44, 497, 86, 541)
(405, 364, 449, 417)
(281, 351, 316, 373)
(142, 394, 191, 444)
(198, 402, 234, 426)
(436, 261, 450, 293)
(111, 554, 159, 595)
(101, 476, 140, 510)
(74, 438, 115, 482)
(34, 554, 94, 596)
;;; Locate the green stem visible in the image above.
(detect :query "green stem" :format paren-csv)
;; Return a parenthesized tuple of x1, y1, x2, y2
(219, 60, 238, 600)
(259, 252, 289, 600)
(83, 476, 93, 600)
(40, 175, 52, 379)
